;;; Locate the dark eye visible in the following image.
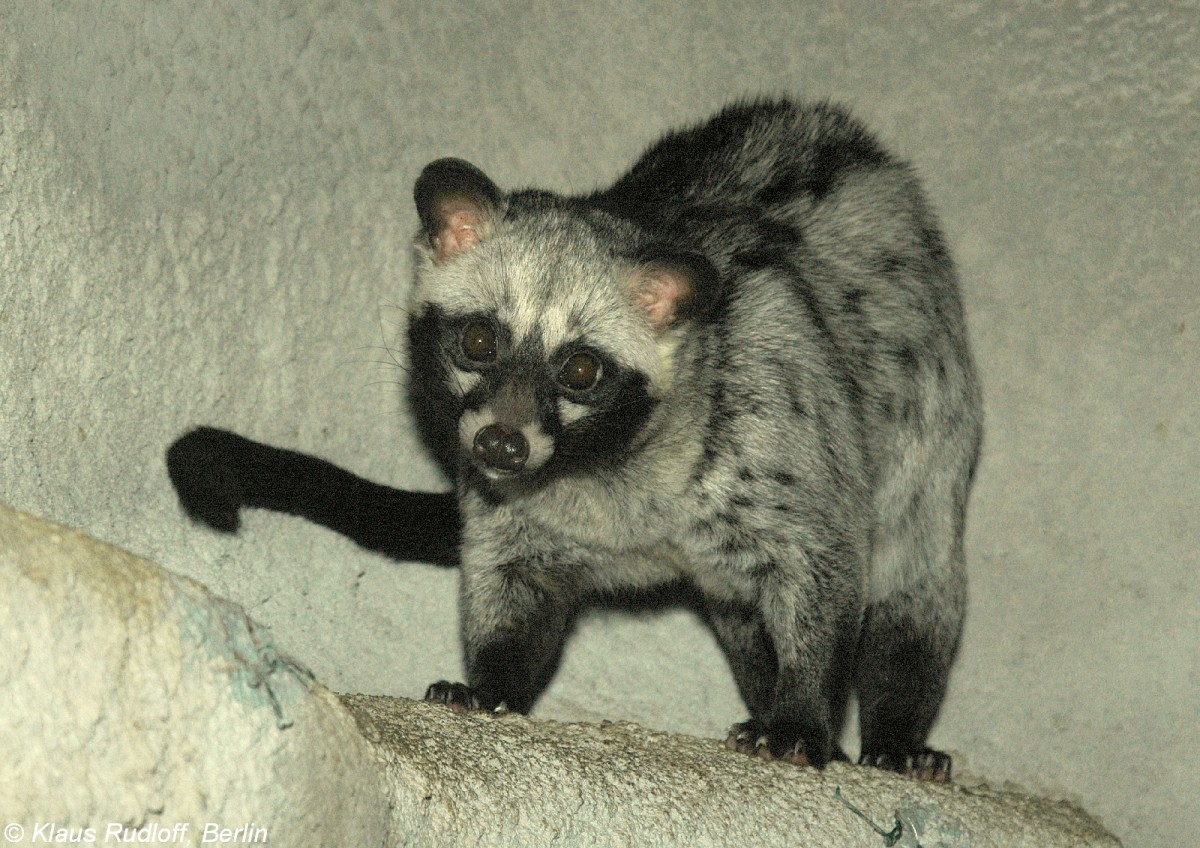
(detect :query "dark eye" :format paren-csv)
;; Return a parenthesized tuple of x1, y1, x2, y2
(460, 321, 497, 364)
(558, 351, 602, 392)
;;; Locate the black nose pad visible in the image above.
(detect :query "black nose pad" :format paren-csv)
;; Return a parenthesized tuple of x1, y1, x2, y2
(472, 423, 530, 472)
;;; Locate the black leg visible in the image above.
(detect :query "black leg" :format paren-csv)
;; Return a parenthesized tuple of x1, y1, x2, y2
(706, 600, 778, 719)
(714, 572, 859, 768)
(855, 593, 961, 781)
(427, 558, 574, 714)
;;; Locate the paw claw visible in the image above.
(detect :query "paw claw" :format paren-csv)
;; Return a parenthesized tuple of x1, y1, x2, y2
(724, 720, 814, 767)
(424, 680, 486, 712)
(859, 747, 952, 782)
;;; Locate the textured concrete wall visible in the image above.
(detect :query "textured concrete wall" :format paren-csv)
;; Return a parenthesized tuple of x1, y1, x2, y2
(2, 3, 1196, 845)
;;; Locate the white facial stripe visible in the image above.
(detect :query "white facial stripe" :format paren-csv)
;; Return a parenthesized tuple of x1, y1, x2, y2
(558, 398, 591, 426)
(448, 367, 483, 397)
(505, 293, 546, 349)
(522, 422, 554, 471)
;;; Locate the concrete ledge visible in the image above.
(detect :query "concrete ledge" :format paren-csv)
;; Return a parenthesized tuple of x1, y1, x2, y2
(0, 502, 389, 845)
(0, 501, 1120, 847)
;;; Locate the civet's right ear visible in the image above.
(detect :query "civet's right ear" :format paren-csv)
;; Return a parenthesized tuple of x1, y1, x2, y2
(627, 247, 722, 335)
(413, 158, 503, 264)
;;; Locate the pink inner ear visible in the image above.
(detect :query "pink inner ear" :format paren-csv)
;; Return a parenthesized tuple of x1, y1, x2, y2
(635, 269, 689, 335)
(434, 202, 488, 263)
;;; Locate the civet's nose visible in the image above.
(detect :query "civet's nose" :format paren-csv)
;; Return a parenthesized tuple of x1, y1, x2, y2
(472, 423, 530, 472)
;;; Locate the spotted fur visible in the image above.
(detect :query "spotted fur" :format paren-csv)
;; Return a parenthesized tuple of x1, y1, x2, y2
(411, 99, 982, 776)
(167, 97, 982, 780)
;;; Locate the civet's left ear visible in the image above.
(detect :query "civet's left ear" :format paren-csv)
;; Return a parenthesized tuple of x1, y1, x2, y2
(413, 158, 504, 264)
(628, 247, 721, 335)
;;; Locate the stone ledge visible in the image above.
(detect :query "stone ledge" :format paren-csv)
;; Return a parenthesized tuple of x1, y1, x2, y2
(0, 501, 1120, 847)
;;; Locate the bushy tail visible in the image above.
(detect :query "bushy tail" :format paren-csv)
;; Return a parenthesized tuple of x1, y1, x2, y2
(166, 427, 460, 566)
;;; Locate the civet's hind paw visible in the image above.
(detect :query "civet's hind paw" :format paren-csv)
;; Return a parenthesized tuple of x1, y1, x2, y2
(859, 747, 952, 782)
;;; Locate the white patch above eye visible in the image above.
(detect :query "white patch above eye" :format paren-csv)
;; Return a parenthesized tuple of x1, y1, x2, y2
(416, 227, 664, 392)
(558, 398, 591, 426)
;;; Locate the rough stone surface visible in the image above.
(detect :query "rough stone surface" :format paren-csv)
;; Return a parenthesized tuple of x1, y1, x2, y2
(343, 693, 1121, 848)
(1, 3, 1196, 846)
(0, 500, 1119, 847)
(0, 502, 390, 846)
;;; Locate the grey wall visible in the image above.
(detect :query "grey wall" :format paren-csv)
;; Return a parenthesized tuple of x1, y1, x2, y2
(2, 3, 1196, 845)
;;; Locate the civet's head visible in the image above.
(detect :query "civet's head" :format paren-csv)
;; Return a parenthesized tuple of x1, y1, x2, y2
(408, 158, 716, 487)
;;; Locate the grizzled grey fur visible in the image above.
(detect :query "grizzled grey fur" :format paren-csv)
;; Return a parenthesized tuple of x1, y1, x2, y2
(410, 98, 983, 778)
